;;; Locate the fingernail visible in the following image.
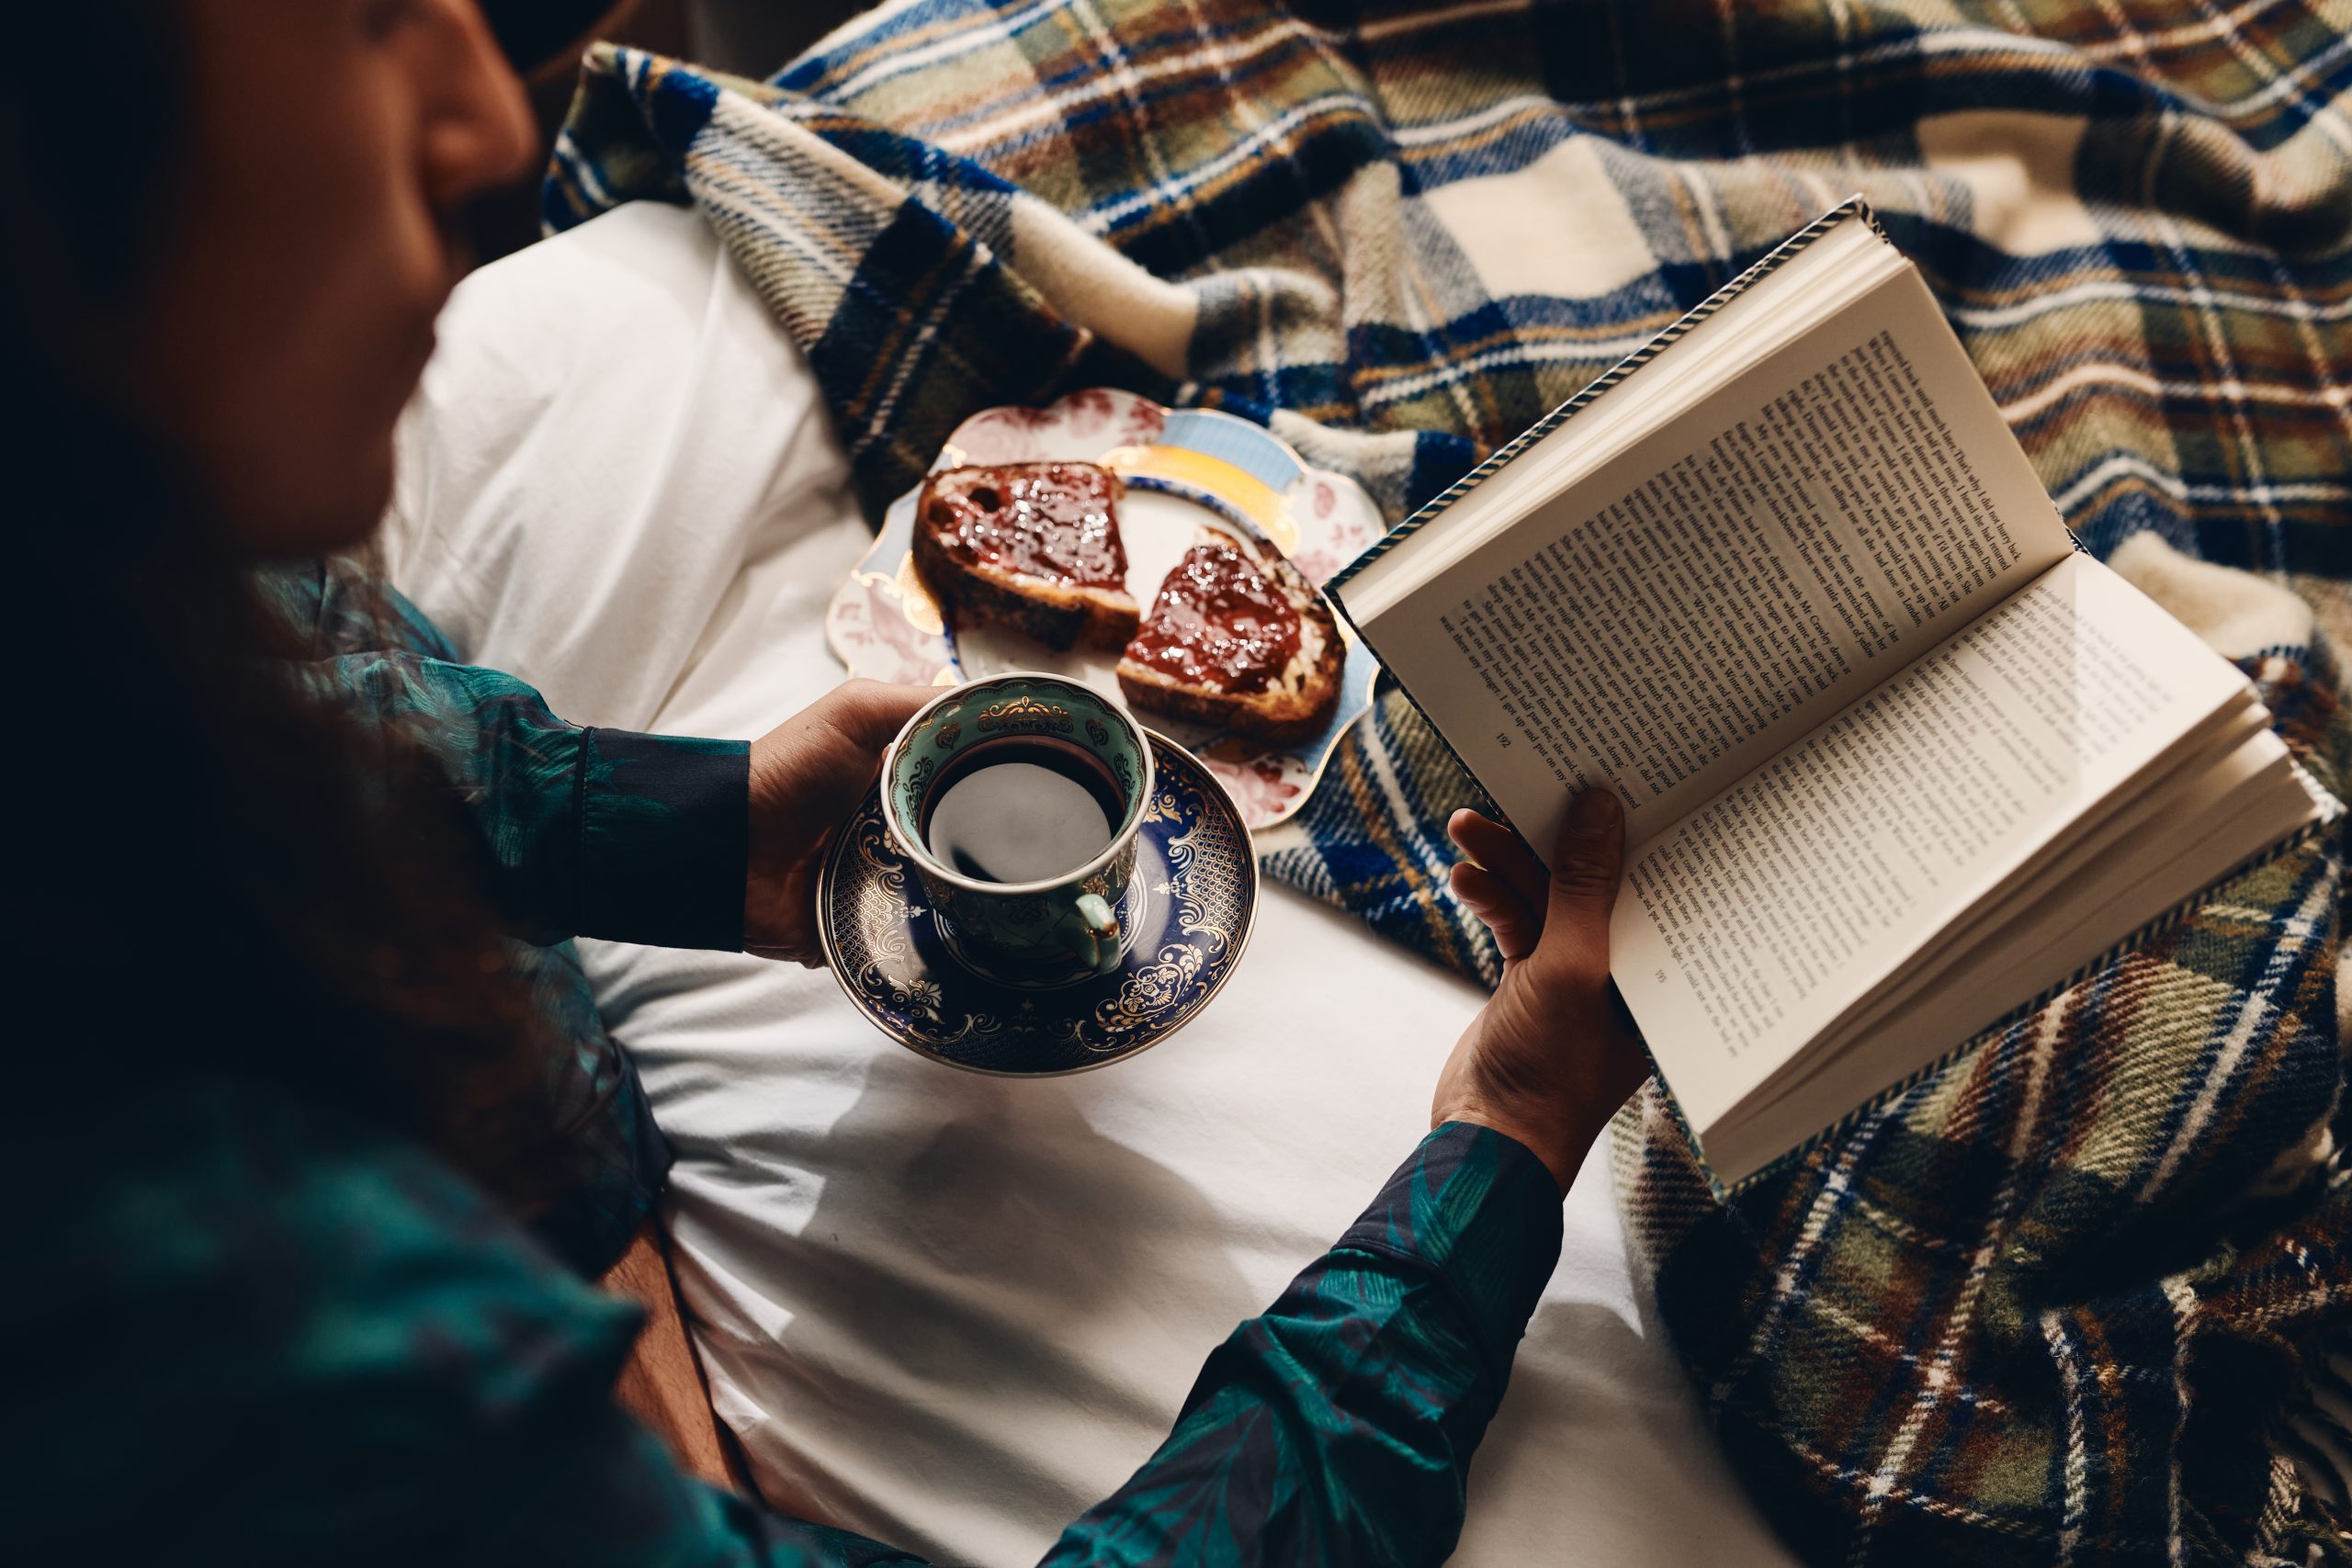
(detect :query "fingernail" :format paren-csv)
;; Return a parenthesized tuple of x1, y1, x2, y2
(1568, 788, 1620, 836)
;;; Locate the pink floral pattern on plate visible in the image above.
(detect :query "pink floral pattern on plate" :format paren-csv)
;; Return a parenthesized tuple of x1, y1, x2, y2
(1195, 739, 1311, 822)
(827, 574, 952, 686)
(951, 389, 1167, 466)
(1286, 481, 1380, 587)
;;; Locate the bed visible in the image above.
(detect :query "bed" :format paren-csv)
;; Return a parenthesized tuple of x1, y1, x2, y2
(387, 4, 2352, 1550)
(380, 197, 1795, 1565)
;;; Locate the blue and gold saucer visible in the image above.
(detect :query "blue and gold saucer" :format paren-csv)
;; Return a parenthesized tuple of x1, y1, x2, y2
(817, 734, 1260, 1075)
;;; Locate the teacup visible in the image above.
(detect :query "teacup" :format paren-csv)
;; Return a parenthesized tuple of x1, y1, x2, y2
(879, 672, 1156, 987)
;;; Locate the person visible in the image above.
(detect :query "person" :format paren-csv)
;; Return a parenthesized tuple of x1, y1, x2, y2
(3, 3, 1647, 1562)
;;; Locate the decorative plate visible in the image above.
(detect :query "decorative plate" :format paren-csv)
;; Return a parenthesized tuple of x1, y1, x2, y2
(817, 733, 1259, 1075)
(825, 388, 1385, 829)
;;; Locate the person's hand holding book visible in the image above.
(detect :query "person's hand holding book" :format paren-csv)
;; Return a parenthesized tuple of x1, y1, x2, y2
(1436, 792, 1652, 1191)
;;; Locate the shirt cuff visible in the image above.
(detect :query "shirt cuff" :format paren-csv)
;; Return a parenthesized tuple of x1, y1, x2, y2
(575, 728, 751, 951)
(1332, 1122, 1565, 1382)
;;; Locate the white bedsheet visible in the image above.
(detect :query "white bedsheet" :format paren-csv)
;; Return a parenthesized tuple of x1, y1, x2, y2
(384, 200, 1792, 1567)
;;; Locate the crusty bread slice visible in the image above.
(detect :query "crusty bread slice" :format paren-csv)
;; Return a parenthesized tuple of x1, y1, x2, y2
(1117, 530, 1344, 746)
(912, 462, 1140, 652)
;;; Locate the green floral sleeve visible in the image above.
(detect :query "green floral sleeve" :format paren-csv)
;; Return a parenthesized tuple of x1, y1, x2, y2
(311, 650, 751, 951)
(259, 559, 750, 953)
(1038, 1122, 1565, 1566)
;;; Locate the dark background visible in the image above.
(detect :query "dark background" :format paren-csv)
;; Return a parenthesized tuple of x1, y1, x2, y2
(476, 0, 873, 259)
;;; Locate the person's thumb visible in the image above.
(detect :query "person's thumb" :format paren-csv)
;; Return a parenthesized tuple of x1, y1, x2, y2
(1541, 787, 1625, 965)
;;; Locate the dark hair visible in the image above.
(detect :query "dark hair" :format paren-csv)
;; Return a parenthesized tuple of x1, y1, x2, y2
(4, 4, 576, 1220)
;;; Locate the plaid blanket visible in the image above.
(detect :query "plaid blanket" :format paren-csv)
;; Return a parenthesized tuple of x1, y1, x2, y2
(550, 2, 2352, 1561)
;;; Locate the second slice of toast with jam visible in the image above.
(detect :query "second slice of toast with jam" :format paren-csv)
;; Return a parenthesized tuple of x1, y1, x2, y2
(1117, 531, 1343, 745)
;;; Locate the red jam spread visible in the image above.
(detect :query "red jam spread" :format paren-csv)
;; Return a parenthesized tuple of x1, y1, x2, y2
(1126, 542, 1301, 693)
(925, 462, 1126, 590)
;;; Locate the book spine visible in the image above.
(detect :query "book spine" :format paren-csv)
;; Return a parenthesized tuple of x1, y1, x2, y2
(1318, 199, 1889, 860)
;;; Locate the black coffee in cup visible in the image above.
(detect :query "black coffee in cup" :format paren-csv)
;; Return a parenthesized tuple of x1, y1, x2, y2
(921, 737, 1126, 884)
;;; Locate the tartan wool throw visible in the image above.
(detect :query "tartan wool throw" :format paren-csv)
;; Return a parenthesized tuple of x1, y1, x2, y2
(548, 2, 2352, 1562)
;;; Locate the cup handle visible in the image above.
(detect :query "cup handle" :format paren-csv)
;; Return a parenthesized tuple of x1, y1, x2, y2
(1073, 892, 1122, 974)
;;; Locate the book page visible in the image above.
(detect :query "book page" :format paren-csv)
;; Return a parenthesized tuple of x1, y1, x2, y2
(1611, 553, 2250, 1134)
(1700, 734, 2321, 1186)
(1359, 265, 2071, 852)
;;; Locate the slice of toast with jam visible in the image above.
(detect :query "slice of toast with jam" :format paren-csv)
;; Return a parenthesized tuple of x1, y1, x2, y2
(912, 462, 1141, 652)
(1116, 531, 1343, 745)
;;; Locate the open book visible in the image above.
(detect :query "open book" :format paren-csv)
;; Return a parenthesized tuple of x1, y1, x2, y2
(1328, 200, 2337, 1191)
